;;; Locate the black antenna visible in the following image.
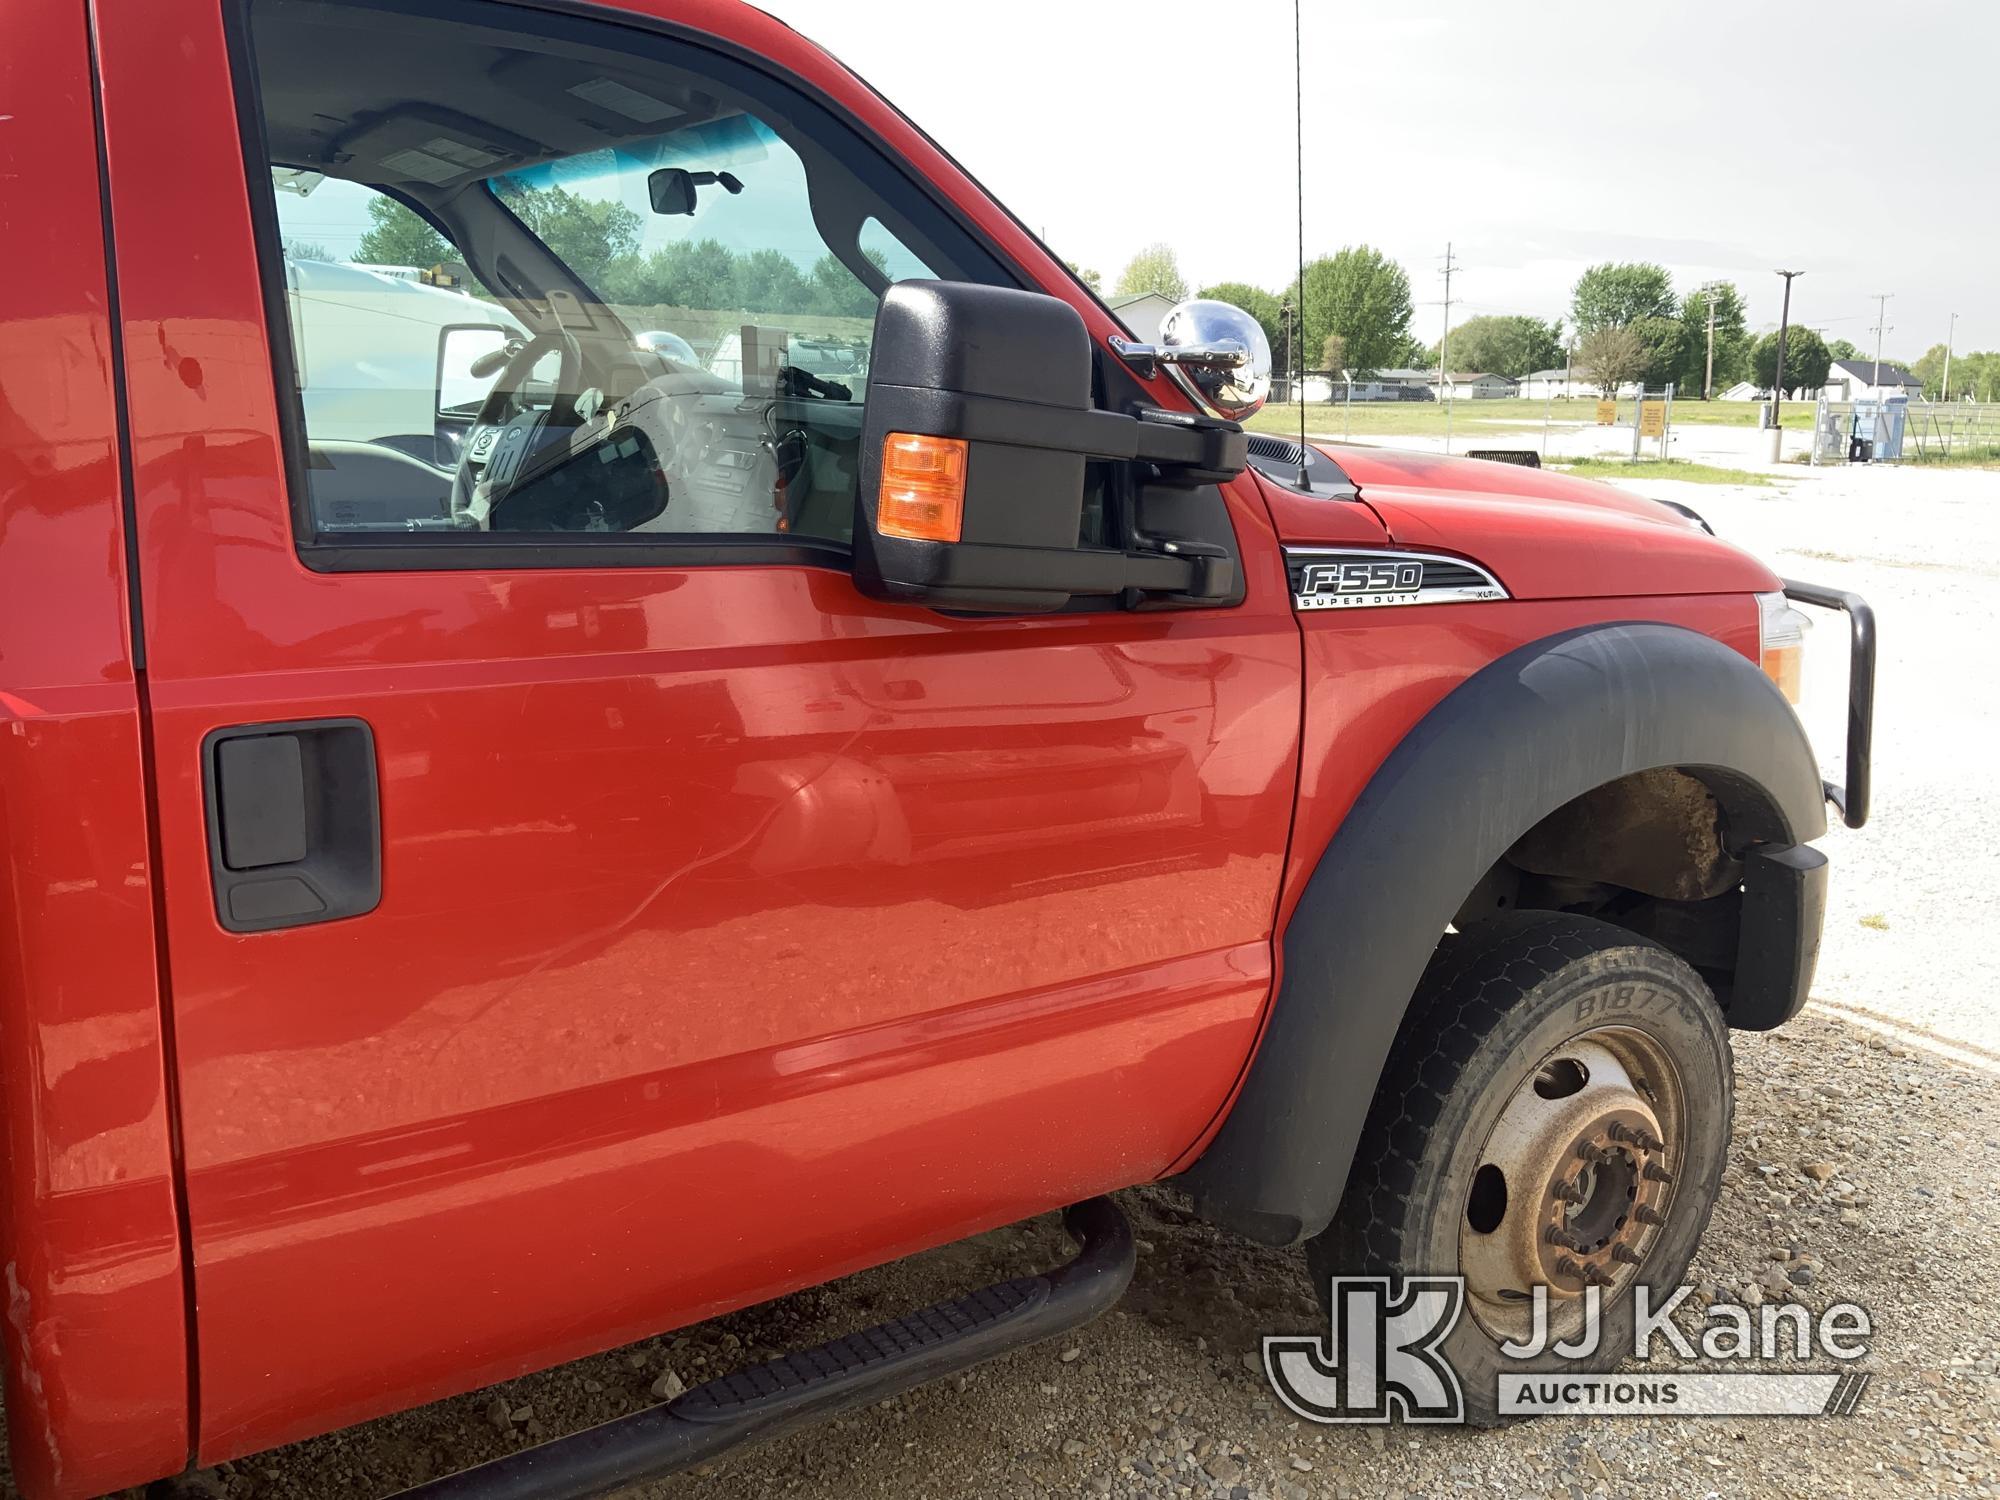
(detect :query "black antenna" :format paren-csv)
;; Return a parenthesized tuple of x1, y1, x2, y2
(1294, 0, 1305, 460)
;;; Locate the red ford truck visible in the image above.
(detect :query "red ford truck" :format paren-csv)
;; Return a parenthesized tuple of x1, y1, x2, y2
(1, 1, 1874, 1494)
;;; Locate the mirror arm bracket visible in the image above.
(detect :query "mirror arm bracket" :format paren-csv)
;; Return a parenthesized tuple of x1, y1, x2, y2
(1108, 335, 1249, 381)
(1128, 404, 1248, 483)
(1127, 531, 1233, 606)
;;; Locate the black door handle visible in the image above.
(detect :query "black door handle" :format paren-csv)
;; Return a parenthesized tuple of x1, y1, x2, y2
(202, 718, 380, 933)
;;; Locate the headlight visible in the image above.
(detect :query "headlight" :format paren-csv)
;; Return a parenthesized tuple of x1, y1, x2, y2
(1756, 590, 1811, 704)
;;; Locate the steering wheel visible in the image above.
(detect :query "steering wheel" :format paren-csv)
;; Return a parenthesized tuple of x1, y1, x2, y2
(448, 328, 586, 529)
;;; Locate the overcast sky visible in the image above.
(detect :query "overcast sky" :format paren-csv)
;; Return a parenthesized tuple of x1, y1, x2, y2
(762, 0, 1995, 362)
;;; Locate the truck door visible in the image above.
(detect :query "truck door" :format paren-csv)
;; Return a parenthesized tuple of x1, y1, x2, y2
(97, 0, 1366, 1461)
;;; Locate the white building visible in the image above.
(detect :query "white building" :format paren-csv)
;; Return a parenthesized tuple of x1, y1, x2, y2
(1373, 368, 1438, 398)
(1435, 371, 1517, 400)
(1517, 369, 1599, 400)
(1819, 358, 1925, 403)
(1302, 372, 1399, 403)
(1105, 291, 1176, 342)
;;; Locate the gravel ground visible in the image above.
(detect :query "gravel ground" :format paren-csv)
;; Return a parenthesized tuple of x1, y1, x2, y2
(16, 452, 1999, 1500)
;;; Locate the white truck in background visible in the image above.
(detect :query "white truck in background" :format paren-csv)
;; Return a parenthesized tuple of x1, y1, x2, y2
(283, 255, 525, 448)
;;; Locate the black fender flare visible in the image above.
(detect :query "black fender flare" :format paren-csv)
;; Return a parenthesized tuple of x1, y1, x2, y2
(1180, 622, 1829, 1247)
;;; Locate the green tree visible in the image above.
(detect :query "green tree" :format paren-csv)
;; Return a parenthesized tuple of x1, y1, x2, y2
(1827, 338, 1860, 361)
(1910, 342, 1946, 399)
(1576, 324, 1648, 393)
(1630, 314, 1686, 388)
(596, 253, 653, 307)
(1752, 326, 1831, 394)
(1676, 283, 1750, 396)
(283, 237, 335, 262)
(1286, 245, 1414, 377)
(733, 247, 811, 313)
(1570, 262, 1676, 335)
(1390, 333, 1432, 369)
(493, 182, 643, 290)
(809, 247, 890, 318)
(653, 238, 741, 308)
(1951, 351, 1996, 401)
(353, 196, 451, 267)
(1436, 314, 1563, 378)
(1904, 342, 1993, 401)
(1973, 353, 2000, 401)
(1197, 281, 1284, 362)
(1064, 260, 1103, 293)
(1114, 243, 1189, 302)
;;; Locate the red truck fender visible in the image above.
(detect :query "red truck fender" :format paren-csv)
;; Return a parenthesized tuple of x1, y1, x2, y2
(1179, 621, 1830, 1247)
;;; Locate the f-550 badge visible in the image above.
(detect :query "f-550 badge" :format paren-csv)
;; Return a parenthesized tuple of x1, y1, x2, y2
(1287, 548, 1509, 611)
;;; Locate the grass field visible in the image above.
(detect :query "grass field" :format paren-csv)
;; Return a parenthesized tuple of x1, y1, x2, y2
(1553, 457, 1772, 486)
(1903, 443, 2000, 468)
(1245, 396, 1817, 441)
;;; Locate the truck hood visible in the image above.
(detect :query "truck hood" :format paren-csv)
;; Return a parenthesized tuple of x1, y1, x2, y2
(1257, 443, 1780, 601)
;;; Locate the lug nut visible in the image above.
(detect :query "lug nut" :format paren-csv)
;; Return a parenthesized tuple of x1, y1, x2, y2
(1611, 1244, 1644, 1265)
(1609, 1123, 1668, 1153)
(1644, 1162, 1674, 1184)
(1556, 1255, 1585, 1280)
(1544, 1225, 1583, 1250)
(1554, 1177, 1587, 1206)
(1634, 1204, 1666, 1226)
(1584, 1263, 1615, 1287)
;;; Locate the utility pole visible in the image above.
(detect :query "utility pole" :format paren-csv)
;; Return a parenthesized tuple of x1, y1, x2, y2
(1770, 270, 1803, 457)
(1700, 281, 1722, 402)
(1943, 311, 1958, 403)
(1434, 242, 1459, 454)
(1869, 293, 1893, 393)
(1279, 294, 1294, 408)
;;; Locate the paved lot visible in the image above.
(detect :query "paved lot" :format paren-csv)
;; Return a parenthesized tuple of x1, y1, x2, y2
(16, 452, 1997, 1500)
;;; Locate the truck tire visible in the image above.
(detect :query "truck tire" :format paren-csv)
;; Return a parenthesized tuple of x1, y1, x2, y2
(1308, 912, 1733, 1425)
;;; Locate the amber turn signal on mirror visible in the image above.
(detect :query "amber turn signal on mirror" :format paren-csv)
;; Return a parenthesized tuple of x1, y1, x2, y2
(877, 433, 967, 542)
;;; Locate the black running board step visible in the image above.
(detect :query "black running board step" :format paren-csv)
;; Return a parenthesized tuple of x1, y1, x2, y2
(397, 1198, 1134, 1500)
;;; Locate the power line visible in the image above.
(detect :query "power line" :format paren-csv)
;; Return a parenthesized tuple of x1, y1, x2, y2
(1770, 269, 1803, 437)
(1432, 243, 1460, 454)
(1868, 293, 1894, 390)
(1699, 280, 1724, 402)
(1943, 311, 1959, 404)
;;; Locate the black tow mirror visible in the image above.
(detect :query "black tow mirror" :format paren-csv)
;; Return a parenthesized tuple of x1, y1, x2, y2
(853, 281, 1248, 613)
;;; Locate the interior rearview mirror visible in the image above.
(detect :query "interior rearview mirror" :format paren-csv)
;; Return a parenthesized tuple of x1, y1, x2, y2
(647, 168, 743, 216)
(647, 168, 696, 215)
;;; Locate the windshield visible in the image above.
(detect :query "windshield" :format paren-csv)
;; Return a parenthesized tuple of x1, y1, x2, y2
(483, 117, 932, 384)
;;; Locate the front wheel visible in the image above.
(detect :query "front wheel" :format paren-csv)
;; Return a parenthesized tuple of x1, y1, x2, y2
(1310, 912, 1733, 1425)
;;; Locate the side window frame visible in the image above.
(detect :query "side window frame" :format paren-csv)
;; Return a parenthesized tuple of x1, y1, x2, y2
(221, 0, 1032, 575)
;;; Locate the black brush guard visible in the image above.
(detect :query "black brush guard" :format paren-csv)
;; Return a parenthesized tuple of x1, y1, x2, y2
(1782, 579, 1875, 829)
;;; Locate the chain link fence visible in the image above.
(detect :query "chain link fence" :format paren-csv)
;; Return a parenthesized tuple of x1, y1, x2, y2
(1812, 398, 2000, 464)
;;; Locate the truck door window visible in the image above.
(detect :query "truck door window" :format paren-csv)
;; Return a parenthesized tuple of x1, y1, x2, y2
(235, 0, 1013, 561)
